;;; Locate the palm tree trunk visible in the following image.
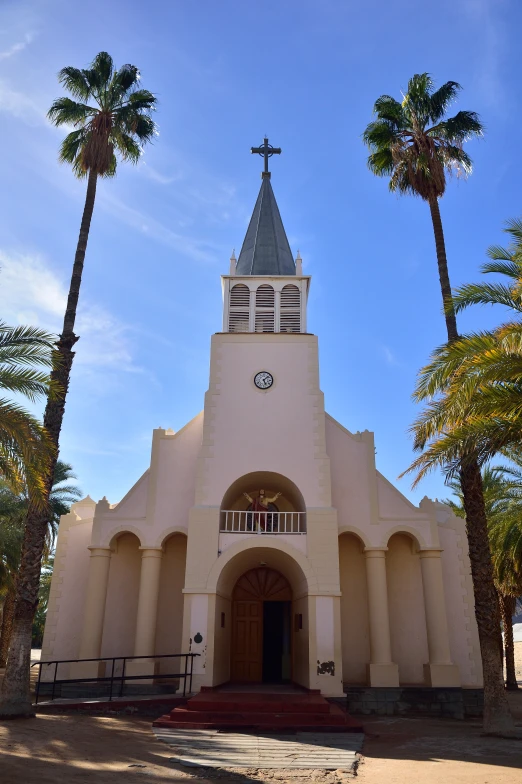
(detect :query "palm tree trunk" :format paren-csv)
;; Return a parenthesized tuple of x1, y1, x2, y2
(426, 195, 514, 733)
(0, 588, 16, 668)
(0, 169, 98, 716)
(428, 196, 459, 342)
(499, 593, 518, 690)
(459, 464, 515, 733)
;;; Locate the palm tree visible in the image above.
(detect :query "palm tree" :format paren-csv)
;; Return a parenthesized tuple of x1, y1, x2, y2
(0, 462, 81, 665)
(407, 219, 522, 473)
(446, 465, 522, 690)
(0, 322, 55, 500)
(32, 555, 54, 649)
(403, 219, 522, 732)
(363, 73, 483, 341)
(364, 76, 514, 734)
(0, 51, 157, 717)
(0, 490, 24, 668)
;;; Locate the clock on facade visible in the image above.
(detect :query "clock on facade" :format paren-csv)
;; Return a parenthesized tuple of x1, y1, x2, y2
(254, 371, 273, 389)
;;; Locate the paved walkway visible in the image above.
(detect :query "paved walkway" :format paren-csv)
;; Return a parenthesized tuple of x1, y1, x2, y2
(153, 727, 364, 769)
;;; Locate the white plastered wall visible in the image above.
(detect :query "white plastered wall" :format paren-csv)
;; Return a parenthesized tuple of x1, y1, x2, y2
(41, 498, 96, 675)
(42, 322, 482, 691)
(90, 413, 202, 549)
(325, 413, 482, 687)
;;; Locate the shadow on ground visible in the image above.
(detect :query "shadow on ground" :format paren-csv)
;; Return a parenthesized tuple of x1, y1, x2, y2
(0, 691, 522, 783)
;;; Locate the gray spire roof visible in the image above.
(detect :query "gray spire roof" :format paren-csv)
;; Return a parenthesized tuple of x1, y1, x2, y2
(236, 176, 295, 276)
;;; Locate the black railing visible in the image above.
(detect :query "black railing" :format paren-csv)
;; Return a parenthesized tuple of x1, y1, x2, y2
(32, 652, 200, 704)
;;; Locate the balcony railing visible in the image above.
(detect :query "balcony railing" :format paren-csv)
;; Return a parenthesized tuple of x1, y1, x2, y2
(220, 510, 306, 534)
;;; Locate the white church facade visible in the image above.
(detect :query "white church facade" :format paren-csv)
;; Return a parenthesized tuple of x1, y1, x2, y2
(42, 145, 483, 698)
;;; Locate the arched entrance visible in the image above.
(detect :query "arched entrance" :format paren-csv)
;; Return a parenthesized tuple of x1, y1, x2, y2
(231, 567, 292, 683)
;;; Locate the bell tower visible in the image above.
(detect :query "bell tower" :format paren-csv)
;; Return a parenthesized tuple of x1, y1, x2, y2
(182, 139, 343, 696)
(222, 137, 309, 335)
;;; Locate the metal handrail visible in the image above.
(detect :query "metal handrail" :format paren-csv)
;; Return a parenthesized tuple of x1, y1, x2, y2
(220, 510, 306, 534)
(31, 652, 199, 704)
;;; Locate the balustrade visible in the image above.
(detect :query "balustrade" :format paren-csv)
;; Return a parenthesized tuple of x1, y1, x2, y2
(220, 510, 306, 534)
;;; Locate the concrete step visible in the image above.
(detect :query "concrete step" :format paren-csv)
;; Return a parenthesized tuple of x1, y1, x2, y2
(185, 692, 330, 714)
(153, 703, 363, 733)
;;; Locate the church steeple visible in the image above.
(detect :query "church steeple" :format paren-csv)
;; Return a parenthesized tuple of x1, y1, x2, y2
(223, 139, 309, 334)
(235, 138, 295, 276)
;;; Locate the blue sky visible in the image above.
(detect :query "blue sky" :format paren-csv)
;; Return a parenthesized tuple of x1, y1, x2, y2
(0, 0, 519, 505)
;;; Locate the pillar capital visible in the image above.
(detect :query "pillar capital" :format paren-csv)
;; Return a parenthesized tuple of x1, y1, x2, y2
(87, 546, 112, 557)
(364, 547, 388, 558)
(139, 547, 163, 558)
(419, 548, 444, 558)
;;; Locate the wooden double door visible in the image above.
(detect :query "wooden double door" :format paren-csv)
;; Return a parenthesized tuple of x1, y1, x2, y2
(231, 567, 292, 683)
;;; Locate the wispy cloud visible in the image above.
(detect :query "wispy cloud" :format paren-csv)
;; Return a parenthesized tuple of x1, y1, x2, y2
(137, 161, 183, 186)
(0, 79, 45, 124)
(0, 31, 34, 60)
(98, 190, 223, 265)
(0, 249, 143, 378)
(381, 344, 401, 367)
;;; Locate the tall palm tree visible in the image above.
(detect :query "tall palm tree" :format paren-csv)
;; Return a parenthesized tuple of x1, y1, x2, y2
(363, 73, 483, 340)
(0, 463, 81, 666)
(364, 75, 514, 734)
(403, 219, 522, 732)
(0, 322, 55, 500)
(0, 51, 157, 717)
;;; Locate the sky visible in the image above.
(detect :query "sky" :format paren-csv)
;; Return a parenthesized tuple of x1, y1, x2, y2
(0, 0, 520, 506)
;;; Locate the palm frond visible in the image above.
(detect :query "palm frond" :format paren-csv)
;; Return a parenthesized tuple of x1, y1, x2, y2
(51, 52, 157, 177)
(57, 66, 91, 100)
(428, 81, 461, 122)
(435, 111, 484, 143)
(482, 259, 520, 278)
(48, 97, 96, 127)
(363, 73, 480, 202)
(451, 282, 522, 314)
(0, 368, 52, 402)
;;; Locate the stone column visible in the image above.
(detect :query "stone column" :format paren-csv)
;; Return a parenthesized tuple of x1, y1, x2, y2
(126, 548, 163, 679)
(71, 547, 112, 679)
(419, 549, 461, 686)
(364, 548, 399, 687)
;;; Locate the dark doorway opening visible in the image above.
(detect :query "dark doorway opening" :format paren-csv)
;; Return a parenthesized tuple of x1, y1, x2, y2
(262, 601, 291, 682)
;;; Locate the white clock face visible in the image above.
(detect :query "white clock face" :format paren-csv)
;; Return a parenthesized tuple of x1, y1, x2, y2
(254, 371, 273, 390)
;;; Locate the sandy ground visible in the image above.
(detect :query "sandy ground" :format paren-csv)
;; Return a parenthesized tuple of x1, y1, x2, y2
(0, 696, 521, 784)
(0, 649, 520, 783)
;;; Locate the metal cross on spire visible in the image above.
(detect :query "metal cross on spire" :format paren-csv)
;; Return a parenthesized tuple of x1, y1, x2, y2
(251, 137, 282, 178)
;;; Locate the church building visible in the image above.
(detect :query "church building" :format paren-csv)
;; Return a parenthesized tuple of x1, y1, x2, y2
(42, 140, 483, 698)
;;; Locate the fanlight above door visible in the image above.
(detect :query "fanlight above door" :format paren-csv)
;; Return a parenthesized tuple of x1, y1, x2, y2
(232, 567, 292, 602)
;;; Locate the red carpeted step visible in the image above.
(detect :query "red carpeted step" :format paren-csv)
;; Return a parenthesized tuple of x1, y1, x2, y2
(152, 689, 363, 733)
(152, 702, 362, 732)
(185, 692, 330, 714)
(168, 708, 346, 725)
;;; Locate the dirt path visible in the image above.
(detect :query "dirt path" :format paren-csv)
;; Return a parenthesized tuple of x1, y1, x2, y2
(359, 713, 522, 784)
(1, 707, 522, 784)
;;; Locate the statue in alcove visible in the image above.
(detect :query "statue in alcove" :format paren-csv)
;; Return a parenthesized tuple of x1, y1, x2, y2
(243, 489, 282, 532)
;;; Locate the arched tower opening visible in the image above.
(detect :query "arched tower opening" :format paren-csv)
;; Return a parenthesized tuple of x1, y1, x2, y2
(219, 471, 306, 534)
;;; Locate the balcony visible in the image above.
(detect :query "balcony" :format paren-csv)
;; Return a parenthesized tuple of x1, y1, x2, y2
(220, 510, 306, 534)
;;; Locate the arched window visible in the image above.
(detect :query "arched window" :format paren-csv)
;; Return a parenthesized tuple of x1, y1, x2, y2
(255, 284, 275, 333)
(280, 284, 301, 333)
(228, 284, 250, 332)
